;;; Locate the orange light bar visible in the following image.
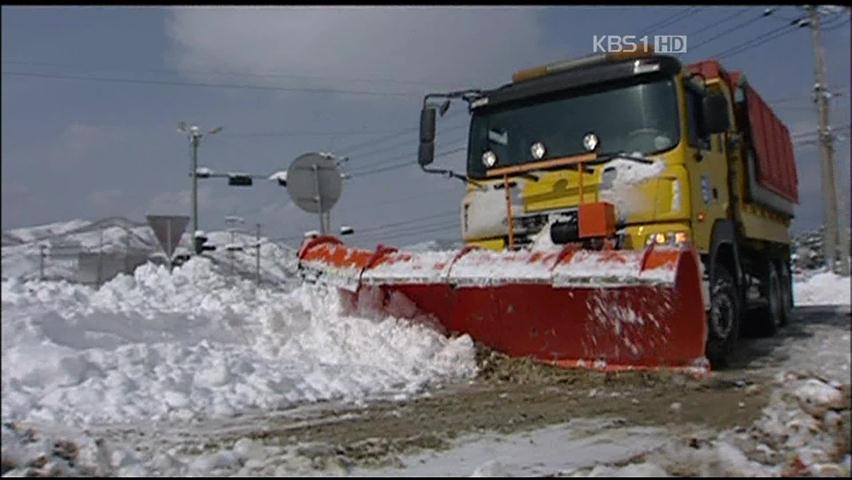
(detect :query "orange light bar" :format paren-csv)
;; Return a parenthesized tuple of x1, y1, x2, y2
(511, 54, 605, 83)
(511, 64, 549, 83)
(512, 45, 656, 84)
(605, 45, 656, 62)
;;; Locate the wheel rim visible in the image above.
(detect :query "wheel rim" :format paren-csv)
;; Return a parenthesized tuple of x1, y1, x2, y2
(711, 293, 734, 339)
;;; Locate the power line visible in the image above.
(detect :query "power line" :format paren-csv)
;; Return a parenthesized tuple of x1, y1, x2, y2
(790, 123, 851, 139)
(342, 188, 456, 211)
(636, 7, 700, 36)
(688, 9, 780, 54)
(350, 209, 459, 235)
(0, 70, 421, 98)
(221, 128, 417, 139)
(712, 21, 806, 60)
(348, 131, 468, 170)
(683, 7, 750, 39)
(344, 122, 468, 166)
(333, 109, 468, 156)
(768, 88, 850, 105)
(348, 145, 467, 178)
(355, 221, 460, 243)
(347, 143, 465, 175)
(272, 211, 459, 244)
(354, 220, 460, 241)
(0, 59, 464, 90)
(823, 16, 850, 31)
(221, 102, 468, 143)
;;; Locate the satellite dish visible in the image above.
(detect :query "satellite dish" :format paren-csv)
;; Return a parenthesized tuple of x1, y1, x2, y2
(286, 153, 343, 214)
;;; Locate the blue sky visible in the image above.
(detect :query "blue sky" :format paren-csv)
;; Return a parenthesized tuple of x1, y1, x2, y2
(2, 6, 850, 246)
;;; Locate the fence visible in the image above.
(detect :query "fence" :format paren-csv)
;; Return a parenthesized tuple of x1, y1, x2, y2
(76, 251, 153, 287)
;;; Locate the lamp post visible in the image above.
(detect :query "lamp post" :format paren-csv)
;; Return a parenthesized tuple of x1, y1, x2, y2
(177, 122, 223, 247)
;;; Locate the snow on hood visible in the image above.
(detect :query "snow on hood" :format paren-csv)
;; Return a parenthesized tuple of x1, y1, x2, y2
(599, 154, 666, 221)
(1, 257, 477, 426)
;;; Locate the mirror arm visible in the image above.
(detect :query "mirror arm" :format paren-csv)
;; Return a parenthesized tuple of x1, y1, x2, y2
(420, 165, 487, 191)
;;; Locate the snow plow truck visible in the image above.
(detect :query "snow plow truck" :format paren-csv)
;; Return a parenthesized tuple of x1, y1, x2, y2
(298, 48, 799, 371)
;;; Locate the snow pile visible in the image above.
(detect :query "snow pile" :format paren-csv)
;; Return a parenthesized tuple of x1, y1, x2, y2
(463, 186, 522, 239)
(1, 257, 477, 427)
(794, 270, 851, 306)
(528, 217, 558, 251)
(402, 239, 463, 252)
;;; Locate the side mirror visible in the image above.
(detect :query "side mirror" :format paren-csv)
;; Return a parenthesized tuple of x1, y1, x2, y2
(702, 93, 730, 135)
(418, 106, 436, 166)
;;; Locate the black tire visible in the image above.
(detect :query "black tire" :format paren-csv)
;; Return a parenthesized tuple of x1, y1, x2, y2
(777, 260, 794, 326)
(706, 264, 741, 368)
(755, 263, 783, 337)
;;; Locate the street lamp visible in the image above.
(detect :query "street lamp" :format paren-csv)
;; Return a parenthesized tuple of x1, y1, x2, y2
(178, 122, 223, 245)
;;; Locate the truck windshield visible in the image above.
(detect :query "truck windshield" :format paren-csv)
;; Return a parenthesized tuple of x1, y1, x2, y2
(467, 76, 679, 179)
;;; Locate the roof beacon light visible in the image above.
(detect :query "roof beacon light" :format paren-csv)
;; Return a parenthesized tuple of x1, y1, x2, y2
(512, 45, 656, 84)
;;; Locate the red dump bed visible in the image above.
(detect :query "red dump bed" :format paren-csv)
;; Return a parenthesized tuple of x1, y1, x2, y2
(688, 60, 799, 204)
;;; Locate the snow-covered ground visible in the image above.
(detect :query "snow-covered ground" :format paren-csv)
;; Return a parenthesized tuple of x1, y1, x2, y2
(794, 270, 851, 307)
(364, 307, 851, 477)
(1, 220, 850, 476)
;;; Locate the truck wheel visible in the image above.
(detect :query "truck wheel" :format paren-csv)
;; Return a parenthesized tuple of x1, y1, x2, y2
(755, 263, 783, 337)
(706, 264, 740, 368)
(778, 261, 794, 326)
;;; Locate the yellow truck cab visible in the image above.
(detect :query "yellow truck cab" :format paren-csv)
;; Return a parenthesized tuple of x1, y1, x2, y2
(416, 50, 799, 367)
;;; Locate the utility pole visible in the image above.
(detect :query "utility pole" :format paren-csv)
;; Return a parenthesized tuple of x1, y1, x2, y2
(178, 122, 223, 249)
(229, 227, 236, 277)
(39, 244, 47, 280)
(225, 215, 244, 280)
(806, 6, 848, 275)
(97, 227, 104, 288)
(191, 132, 199, 240)
(124, 227, 130, 274)
(255, 223, 262, 287)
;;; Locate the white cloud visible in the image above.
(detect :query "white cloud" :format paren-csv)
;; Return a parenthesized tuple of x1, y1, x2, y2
(164, 6, 559, 92)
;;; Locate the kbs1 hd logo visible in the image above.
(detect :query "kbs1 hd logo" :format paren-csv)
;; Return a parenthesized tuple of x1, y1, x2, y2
(593, 35, 687, 54)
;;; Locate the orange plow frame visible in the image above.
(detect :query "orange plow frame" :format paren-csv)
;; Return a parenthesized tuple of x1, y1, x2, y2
(298, 237, 710, 374)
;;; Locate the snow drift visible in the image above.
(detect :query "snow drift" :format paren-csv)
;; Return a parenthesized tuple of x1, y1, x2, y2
(1, 257, 477, 426)
(793, 271, 851, 307)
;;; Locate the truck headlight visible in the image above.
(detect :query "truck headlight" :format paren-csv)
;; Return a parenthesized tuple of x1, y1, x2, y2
(645, 231, 690, 246)
(530, 142, 546, 160)
(482, 151, 497, 168)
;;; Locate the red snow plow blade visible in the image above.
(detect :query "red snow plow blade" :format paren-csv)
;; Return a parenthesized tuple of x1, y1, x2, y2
(298, 237, 709, 373)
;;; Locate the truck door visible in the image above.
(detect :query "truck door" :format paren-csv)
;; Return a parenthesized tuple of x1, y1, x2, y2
(684, 83, 729, 255)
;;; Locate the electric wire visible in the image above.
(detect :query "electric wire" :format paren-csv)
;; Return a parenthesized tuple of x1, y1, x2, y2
(0, 70, 422, 98)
